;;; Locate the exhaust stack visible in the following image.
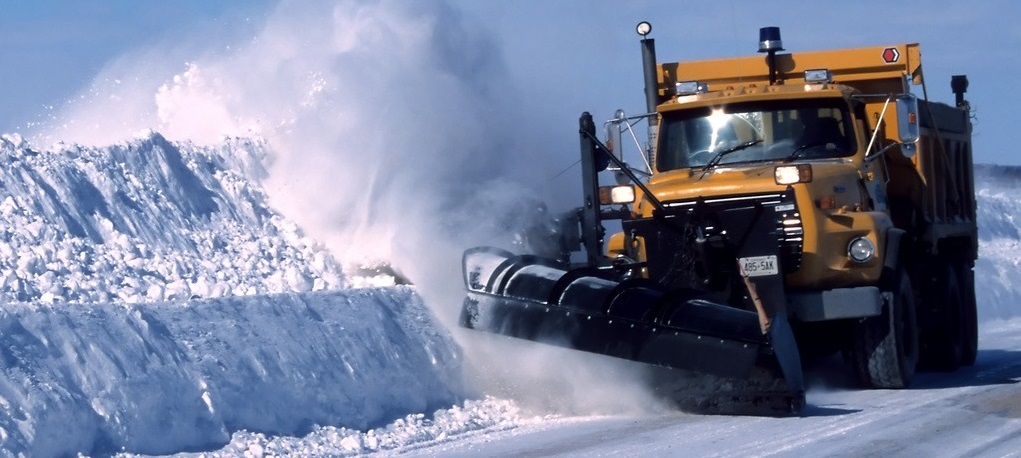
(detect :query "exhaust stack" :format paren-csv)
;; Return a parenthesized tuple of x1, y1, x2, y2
(638, 21, 659, 157)
(951, 75, 969, 108)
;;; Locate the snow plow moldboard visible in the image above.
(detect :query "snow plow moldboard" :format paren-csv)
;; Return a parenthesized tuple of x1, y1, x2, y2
(459, 247, 805, 416)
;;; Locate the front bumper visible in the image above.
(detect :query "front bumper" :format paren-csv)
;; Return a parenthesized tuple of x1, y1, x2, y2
(788, 286, 883, 322)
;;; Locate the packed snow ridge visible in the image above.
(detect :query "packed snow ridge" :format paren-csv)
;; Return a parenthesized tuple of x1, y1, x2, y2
(0, 133, 467, 456)
(0, 132, 344, 304)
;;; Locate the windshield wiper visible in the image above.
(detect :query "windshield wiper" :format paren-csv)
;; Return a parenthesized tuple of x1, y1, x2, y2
(783, 143, 812, 163)
(700, 139, 763, 172)
(784, 140, 846, 163)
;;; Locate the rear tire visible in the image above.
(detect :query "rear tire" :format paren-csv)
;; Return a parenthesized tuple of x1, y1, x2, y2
(958, 263, 978, 366)
(919, 264, 963, 372)
(851, 270, 919, 388)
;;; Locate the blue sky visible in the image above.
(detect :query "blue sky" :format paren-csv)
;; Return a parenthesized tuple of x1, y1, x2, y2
(0, 0, 1015, 164)
(0, 1, 274, 131)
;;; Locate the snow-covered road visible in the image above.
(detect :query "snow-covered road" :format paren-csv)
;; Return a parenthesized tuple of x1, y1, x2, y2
(405, 319, 1021, 457)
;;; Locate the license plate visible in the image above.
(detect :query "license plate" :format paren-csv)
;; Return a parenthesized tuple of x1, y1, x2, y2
(739, 255, 779, 277)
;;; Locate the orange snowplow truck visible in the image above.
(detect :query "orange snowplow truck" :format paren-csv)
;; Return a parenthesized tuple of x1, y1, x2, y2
(613, 25, 978, 388)
(460, 24, 975, 413)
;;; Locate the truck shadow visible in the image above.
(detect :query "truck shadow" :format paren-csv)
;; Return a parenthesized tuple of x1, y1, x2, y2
(803, 348, 1021, 392)
(912, 349, 1021, 390)
(795, 349, 1021, 417)
(799, 403, 862, 417)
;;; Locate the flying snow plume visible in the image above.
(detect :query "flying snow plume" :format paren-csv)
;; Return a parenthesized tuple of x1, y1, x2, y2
(461, 333, 673, 416)
(34, 0, 660, 416)
(37, 0, 565, 304)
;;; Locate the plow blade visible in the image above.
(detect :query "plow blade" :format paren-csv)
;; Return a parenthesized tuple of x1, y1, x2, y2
(460, 247, 804, 416)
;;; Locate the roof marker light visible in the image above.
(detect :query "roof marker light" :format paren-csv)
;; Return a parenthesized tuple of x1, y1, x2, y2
(804, 69, 833, 84)
(676, 81, 708, 96)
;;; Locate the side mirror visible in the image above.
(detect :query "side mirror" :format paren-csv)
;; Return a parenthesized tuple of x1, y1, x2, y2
(896, 94, 919, 157)
(604, 110, 625, 162)
(606, 110, 630, 184)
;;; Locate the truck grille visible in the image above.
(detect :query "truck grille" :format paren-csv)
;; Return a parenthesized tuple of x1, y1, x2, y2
(625, 191, 804, 290)
(661, 192, 804, 273)
(776, 208, 804, 272)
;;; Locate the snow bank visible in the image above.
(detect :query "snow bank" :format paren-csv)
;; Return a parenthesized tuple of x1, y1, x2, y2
(0, 133, 344, 304)
(973, 164, 1021, 322)
(0, 287, 463, 456)
(0, 131, 473, 456)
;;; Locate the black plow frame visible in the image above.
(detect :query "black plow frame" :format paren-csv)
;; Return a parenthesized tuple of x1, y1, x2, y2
(460, 246, 805, 416)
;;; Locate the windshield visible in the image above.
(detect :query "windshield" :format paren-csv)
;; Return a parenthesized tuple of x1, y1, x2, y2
(657, 98, 856, 172)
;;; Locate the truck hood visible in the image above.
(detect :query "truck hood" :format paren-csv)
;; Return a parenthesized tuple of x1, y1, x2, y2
(639, 161, 859, 215)
(646, 164, 784, 201)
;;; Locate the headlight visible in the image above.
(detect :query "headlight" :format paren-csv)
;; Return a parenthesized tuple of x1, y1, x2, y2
(611, 185, 635, 204)
(774, 164, 813, 185)
(598, 185, 635, 205)
(847, 237, 876, 263)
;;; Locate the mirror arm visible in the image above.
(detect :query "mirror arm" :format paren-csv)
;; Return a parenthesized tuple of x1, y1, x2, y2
(581, 129, 666, 214)
(863, 96, 892, 160)
(864, 142, 899, 164)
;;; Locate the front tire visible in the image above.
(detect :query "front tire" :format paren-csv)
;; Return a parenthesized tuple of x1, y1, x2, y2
(851, 270, 919, 388)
